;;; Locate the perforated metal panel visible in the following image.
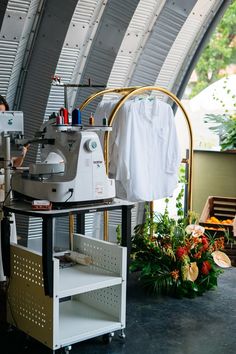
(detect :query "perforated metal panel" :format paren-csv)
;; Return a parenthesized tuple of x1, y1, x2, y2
(8, 244, 54, 348)
(11, 247, 44, 286)
(78, 285, 122, 319)
(73, 233, 124, 275)
(8, 235, 126, 349)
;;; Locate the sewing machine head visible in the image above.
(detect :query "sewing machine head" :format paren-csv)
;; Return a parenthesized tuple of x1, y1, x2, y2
(12, 121, 115, 205)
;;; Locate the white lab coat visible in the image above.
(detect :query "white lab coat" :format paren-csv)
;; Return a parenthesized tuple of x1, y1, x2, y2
(95, 97, 182, 202)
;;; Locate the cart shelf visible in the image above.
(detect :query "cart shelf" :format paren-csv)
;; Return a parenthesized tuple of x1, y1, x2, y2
(7, 233, 126, 350)
(59, 299, 122, 346)
(59, 264, 122, 298)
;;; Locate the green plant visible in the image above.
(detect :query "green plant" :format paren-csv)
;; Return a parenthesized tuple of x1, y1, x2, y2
(130, 198, 231, 298)
(204, 113, 236, 151)
(116, 224, 121, 245)
(189, 0, 236, 98)
(203, 76, 236, 151)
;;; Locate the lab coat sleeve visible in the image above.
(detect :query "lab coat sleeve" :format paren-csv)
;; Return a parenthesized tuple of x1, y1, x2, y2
(112, 103, 131, 181)
(165, 106, 182, 174)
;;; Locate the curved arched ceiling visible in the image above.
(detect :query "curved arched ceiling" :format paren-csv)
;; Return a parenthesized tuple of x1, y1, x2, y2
(0, 0, 231, 148)
(0, 0, 232, 240)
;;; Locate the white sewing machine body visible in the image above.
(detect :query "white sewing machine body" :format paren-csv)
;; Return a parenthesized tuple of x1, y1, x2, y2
(12, 123, 115, 204)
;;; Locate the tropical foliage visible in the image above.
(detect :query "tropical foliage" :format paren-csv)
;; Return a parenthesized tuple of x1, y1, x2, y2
(204, 77, 236, 151)
(130, 199, 231, 298)
(204, 112, 236, 151)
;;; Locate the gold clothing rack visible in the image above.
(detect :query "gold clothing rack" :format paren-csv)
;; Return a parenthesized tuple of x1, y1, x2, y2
(80, 86, 193, 241)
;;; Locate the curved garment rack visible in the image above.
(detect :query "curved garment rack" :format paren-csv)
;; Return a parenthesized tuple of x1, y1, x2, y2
(80, 86, 193, 241)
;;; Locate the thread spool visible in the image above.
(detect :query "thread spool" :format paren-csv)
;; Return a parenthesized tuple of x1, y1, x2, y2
(89, 113, 95, 126)
(103, 117, 108, 126)
(60, 108, 69, 124)
(56, 114, 63, 125)
(72, 108, 82, 125)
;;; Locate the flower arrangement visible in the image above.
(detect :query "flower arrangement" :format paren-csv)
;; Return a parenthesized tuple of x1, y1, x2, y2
(130, 201, 231, 298)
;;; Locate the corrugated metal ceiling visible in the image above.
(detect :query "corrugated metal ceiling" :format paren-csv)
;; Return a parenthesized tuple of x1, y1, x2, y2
(7, 0, 31, 13)
(0, 0, 229, 241)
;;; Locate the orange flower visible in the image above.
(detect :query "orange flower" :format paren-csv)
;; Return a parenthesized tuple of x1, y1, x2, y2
(164, 243, 172, 249)
(193, 251, 202, 259)
(214, 237, 225, 250)
(170, 269, 179, 281)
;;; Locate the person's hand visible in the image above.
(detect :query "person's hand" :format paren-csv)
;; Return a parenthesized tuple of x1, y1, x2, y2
(12, 144, 30, 168)
(22, 144, 30, 157)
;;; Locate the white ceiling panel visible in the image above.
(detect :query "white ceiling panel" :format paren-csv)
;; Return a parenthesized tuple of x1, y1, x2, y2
(7, 0, 31, 13)
(157, 0, 226, 94)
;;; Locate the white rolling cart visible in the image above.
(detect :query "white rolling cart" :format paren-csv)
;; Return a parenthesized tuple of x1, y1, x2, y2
(1, 199, 133, 353)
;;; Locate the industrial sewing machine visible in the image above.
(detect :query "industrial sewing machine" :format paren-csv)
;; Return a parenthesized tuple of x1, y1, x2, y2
(12, 118, 115, 204)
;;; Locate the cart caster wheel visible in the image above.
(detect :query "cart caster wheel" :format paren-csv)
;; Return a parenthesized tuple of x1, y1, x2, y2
(61, 345, 72, 354)
(119, 329, 126, 339)
(102, 332, 114, 344)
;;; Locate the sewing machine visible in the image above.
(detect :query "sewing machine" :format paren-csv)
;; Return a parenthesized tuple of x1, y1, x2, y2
(12, 120, 115, 204)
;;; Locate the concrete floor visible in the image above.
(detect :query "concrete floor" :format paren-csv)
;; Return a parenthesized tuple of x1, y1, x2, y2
(1, 267, 236, 354)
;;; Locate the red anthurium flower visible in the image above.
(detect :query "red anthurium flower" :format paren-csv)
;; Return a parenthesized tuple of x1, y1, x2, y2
(176, 246, 188, 260)
(201, 235, 208, 244)
(201, 236, 209, 251)
(201, 260, 211, 275)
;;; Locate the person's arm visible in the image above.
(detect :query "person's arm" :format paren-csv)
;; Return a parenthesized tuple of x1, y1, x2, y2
(12, 145, 30, 168)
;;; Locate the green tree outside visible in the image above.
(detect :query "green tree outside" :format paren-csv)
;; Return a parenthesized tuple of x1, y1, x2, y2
(190, 0, 236, 98)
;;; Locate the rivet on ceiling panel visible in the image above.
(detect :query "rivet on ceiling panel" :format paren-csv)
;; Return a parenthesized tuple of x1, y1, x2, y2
(64, 22, 89, 49)
(1, 10, 26, 40)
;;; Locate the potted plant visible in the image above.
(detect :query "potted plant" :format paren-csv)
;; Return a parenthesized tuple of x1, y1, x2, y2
(130, 197, 231, 298)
